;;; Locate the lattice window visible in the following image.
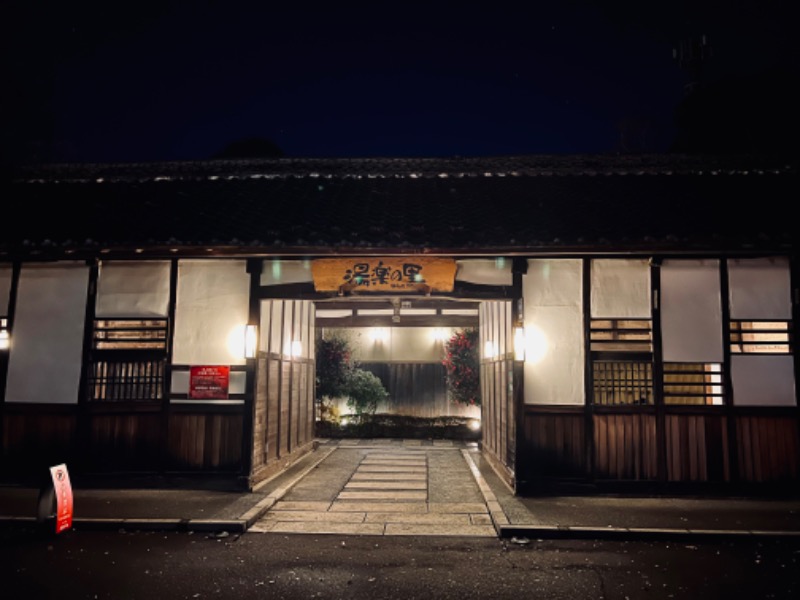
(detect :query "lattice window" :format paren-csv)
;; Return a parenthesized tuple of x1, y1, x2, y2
(592, 360, 654, 405)
(88, 319, 168, 402)
(730, 320, 792, 355)
(88, 359, 166, 401)
(663, 362, 724, 405)
(591, 319, 653, 353)
(93, 319, 168, 351)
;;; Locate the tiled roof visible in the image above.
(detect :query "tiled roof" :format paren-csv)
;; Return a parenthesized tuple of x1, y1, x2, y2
(3, 154, 798, 259)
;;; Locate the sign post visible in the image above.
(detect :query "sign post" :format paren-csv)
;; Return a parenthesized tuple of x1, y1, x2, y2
(49, 463, 74, 534)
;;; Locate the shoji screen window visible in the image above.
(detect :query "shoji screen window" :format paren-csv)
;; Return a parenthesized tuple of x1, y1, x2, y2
(728, 257, 795, 406)
(660, 260, 725, 406)
(590, 259, 653, 406)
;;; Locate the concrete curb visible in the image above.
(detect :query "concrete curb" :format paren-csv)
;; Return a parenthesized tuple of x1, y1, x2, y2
(498, 525, 800, 541)
(239, 445, 339, 531)
(461, 448, 510, 535)
(0, 446, 340, 535)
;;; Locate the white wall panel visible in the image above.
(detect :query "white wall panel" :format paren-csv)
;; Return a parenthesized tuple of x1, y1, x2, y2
(661, 260, 723, 362)
(728, 257, 792, 319)
(6, 263, 89, 404)
(95, 261, 170, 317)
(731, 355, 796, 406)
(591, 259, 651, 318)
(172, 260, 249, 366)
(523, 259, 584, 405)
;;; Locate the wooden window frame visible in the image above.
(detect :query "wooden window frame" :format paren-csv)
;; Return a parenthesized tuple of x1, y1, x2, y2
(87, 318, 168, 402)
(729, 319, 792, 355)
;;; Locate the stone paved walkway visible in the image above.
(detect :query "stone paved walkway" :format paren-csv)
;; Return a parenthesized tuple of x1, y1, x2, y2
(249, 440, 501, 536)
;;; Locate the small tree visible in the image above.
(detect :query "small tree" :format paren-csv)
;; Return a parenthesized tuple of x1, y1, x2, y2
(315, 332, 389, 425)
(315, 334, 354, 400)
(344, 368, 388, 423)
(442, 328, 481, 406)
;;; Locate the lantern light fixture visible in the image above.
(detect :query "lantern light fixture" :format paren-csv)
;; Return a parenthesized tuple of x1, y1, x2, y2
(244, 324, 258, 359)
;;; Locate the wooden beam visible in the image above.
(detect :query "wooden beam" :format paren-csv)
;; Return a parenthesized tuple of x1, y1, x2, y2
(316, 315, 479, 328)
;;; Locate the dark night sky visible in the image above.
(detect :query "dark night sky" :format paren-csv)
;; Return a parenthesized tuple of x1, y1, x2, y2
(2, 1, 799, 165)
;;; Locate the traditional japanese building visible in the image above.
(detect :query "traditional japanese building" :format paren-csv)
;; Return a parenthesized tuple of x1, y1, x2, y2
(1, 153, 798, 494)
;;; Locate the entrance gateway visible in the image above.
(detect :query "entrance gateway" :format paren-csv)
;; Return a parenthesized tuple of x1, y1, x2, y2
(248, 257, 521, 492)
(4, 155, 799, 497)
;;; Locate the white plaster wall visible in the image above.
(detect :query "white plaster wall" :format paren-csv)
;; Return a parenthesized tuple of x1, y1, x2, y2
(95, 261, 171, 317)
(591, 258, 651, 318)
(731, 355, 796, 406)
(172, 260, 250, 366)
(5, 263, 89, 404)
(661, 260, 723, 362)
(523, 259, 584, 405)
(260, 260, 313, 286)
(329, 327, 454, 363)
(728, 257, 792, 319)
(455, 259, 513, 285)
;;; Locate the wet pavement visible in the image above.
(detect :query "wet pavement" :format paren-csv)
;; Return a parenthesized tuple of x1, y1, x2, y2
(2, 437, 800, 541)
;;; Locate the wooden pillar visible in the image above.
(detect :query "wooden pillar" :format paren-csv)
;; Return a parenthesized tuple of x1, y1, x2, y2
(0, 262, 21, 464)
(651, 258, 668, 484)
(511, 258, 527, 492)
(159, 259, 179, 472)
(582, 258, 595, 482)
(720, 259, 739, 484)
(241, 259, 262, 483)
(76, 259, 99, 472)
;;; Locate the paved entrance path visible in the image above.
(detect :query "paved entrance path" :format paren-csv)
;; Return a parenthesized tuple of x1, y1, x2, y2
(250, 439, 502, 536)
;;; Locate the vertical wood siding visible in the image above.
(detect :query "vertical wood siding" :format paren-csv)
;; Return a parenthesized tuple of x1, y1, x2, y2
(736, 415, 800, 482)
(594, 413, 658, 480)
(521, 408, 798, 486)
(522, 408, 586, 478)
(480, 301, 516, 477)
(1, 407, 78, 475)
(665, 414, 730, 482)
(249, 300, 316, 486)
(360, 362, 472, 418)
(167, 410, 243, 471)
(88, 412, 162, 470)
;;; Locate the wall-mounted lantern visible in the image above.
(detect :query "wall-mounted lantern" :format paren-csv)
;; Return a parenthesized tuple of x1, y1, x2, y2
(431, 327, 449, 343)
(369, 328, 389, 343)
(514, 326, 526, 361)
(244, 324, 258, 359)
(0, 318, 9, 351)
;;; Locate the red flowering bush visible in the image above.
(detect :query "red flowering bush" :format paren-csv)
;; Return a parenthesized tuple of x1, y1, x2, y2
(442, 328, 481, 406)
(316, 335, 354, 400)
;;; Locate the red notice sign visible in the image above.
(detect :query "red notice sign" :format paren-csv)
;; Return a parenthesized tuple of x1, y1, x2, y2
(49, 464, 73, 534)
(189, 366, 230, 399)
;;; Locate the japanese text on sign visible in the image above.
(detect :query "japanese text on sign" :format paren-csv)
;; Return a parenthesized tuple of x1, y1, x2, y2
(50, 464, 73, 534)
(343, 261, 424, 288)
(311, 258, 456, 292)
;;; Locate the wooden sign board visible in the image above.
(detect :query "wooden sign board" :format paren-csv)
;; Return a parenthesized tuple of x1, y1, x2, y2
(312, 258, 456, 293)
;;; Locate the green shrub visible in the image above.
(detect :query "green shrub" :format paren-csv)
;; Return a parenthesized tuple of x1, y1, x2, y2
(345, 368, 388, 422)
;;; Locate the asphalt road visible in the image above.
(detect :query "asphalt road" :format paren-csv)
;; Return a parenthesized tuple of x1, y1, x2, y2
(2, 525, 798, 599)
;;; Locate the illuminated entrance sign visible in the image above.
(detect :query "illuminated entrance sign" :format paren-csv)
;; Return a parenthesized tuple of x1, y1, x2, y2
(312, 258, 457, 293)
